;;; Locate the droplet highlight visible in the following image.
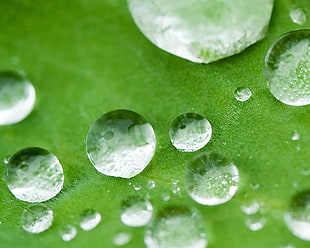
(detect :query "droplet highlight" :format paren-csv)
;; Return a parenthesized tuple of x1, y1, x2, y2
(234, 87, 252, 102)
(79, 209, 101, 231)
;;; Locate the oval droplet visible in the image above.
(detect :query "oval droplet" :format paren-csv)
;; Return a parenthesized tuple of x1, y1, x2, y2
(79, 209, 101, 231)
(113, 232, 132, 246)
(234, 87, 252, 102)
(60, 225, 77, 242)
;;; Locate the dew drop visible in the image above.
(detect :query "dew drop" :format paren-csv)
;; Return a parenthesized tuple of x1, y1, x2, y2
(290, 8, 307, 25)
(241, 200, 261, 215)
(245, 214, 266, 231)
(185, 152, 239, 206)
(169, 113, 212, 152)
(5, 147, 64, 202)
(284, 191, 310, 241)
(113, 232, 132, 246)
(144, 206, 207, 248)
(133, 184, 142, 191)
(120, 196, 153, 227)
(147, 180, 156, 189)
(3, 156, 10, 165)
(21, 203, 53, 233)
(291, 130, 300, 141)
(171, 184, 181, 194)
(234, 87, 252, 101)
(79, 209, 101, 231)
(264, 29, 310, 106)
(60, 225, 77, 242)
(86, 109, 156, 178)
(161, 193, 171, 202)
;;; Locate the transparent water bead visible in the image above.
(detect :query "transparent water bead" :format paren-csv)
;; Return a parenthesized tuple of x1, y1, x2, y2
(264, 29, 310, 106)
(120, 196, 153, 227)
(145, 206, 207, 248)
(169, 113, 212, 152)
(245, 214, 266, 231)
(86, 109, 156, 178)
(284, 191, 310, 241)
(113, 232, 132, 246)
(79, 209, 101, 231)
(60, 225, 77, 242)
(185, 152, 239, 206)
(234, 87, 252, 102)
(241, 200, 261, 215)
(290, 8, 307, 25)
(291, 130, 300, 141)
(5, 147, 64, 202)
(128, 0, 273, 64)
(0, 71, 35, 125)
(21, 204, 53, 233)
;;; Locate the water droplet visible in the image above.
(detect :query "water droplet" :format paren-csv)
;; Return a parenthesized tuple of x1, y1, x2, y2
(86, 109, 156, 178)
(185, 152, 239, 206)
(0, 71, 36, 125)
(291, 130, 300, 141)
(147, 180, 156, 189)
(3, 156, 10, 164)
(290, 8, 307, 25)
(169, 113, 212, 152)
(250, 183, 260, 190)
(234, 87, 252, 102)
(241, 200, 261, 215)
(79, 209, 101, 231)
(161, 193, 171, 202)
(284, 191, 310, 241)
(245, 214, 266, 231)
(60, 225, 77, 242)
(113, 232, 132, 246)
(21, 203, 53, 233)
(128, 0, 274, 63)
(300, 167, 310, 176)
(120, 196, 153, 227)
(145, 206, 207, 248)
(171, 184, 181, 194)
(264, 30, 310, 106)
(5, 147, 64, 202)
(133, 184, 142, 191)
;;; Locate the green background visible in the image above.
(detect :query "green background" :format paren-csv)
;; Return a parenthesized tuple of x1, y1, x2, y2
(0, 0, 309, 247)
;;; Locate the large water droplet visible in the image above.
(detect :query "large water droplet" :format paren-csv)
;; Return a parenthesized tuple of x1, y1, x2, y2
(120, 196, 153, 227)
(290, 8, 307, 25)
(169, 113, 212, 152)
(21, 204, 53, 233)
(79, 209, 101, 231)
(0, 71, 35, 125)
(264, 29, 310, 106)
(144, 206, 207, 248)
(128, 0, 273, 64)
(113, 232, 132, 246)
(234, 87, 252, 102)
(185, 152, 239, 206)
(60, 225, 77, 242)
(5, 147, 64, 202)
(284, 191, 310, 241)
(86, 109, 156, 178)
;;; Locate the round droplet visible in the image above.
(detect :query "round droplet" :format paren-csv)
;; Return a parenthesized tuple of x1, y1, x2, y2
(169, 113, 212, 152)
(86, 109, 156, 178)
(0, 71, 35, 125)
(245, 214, 266, 231)
(264, 29, 310, 106)
(185, 152, 240, 206)
(284, 191, 310, 241)
(290, 8, 307, 25)
(234, 87, 252, 102)
(161, 193, 171, 202)
(147, 180, 156, 189)
(5, 147, 64, 202)
(144, 206, 207, 248)
(128, 0, 273, 63)
(241, 200, 261, 215)
(60, 225, 77, 242)
(291, 130, 300, 141)
(113, 232, 132, 246)
(120, 196, 153, 227)
(21, 204, 53, 233)
(79, 209, 101, 231)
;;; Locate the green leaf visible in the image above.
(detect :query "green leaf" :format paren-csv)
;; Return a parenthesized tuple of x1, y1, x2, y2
(0, 0, 309, 247)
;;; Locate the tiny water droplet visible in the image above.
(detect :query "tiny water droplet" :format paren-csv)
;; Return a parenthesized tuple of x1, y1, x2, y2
(169, 113, 212, 152)
(60, 225, 77, 242)
(113, 232, 132, 246)
(250, 183, 260, 190)
(147, 180, 156, 189)
(291, 130, 300, 141)
(241, 200, 261, 215)
(0, 70, 36, 125)
(120, 196, 153, 227)
(3, 156, 10, 164)
(86, 109, 156, 178)
(21, 203, 53, 233)
(5, 147, 64, 202)
(234, 87, 252, 102)
(161, 193, 170, 202)
(290, 8, 307, 25)
(171, 184, 181, 194)
(133, 184, 142, 191)
(245, 214, 266, 231)
(300, 167, 310, 176)
(185, 152, 240, 206)
(79, 209, 101, 231)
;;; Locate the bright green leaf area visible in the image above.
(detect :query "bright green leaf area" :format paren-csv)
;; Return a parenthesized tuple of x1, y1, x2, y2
(0, 0, 309, 247)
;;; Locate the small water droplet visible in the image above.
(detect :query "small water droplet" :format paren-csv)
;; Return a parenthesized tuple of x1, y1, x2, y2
(169, 113, 212, 152)
(113, 232, 132, 246)
(300, 167, 310, 176)
(133, 184, 142, 191)
(185, 152, 240, 206)
(86, 109, 156, 178)
(161, 192, 171, 202)
(144, 206, 207, 248)
(21, 203, 53, 233)
(245, 214, 266, 231)
(5, 147, 64, 202)
(0, 70, 36, 125)
(250, 183, 260, 190)
(60, 225, 77, 242)
(171, 184, 181, 194)
(291, 130, 300, 141)
(290, 8, 307, 25)
(79, 209, 101, 231)
(241, 200, 261, 215)
(234, 87, 252, 101)
(264, 30, 310, 106)
(120, 196, 153, 227)
(147, 180, 156, 189)
(3, 156, 10, 164)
